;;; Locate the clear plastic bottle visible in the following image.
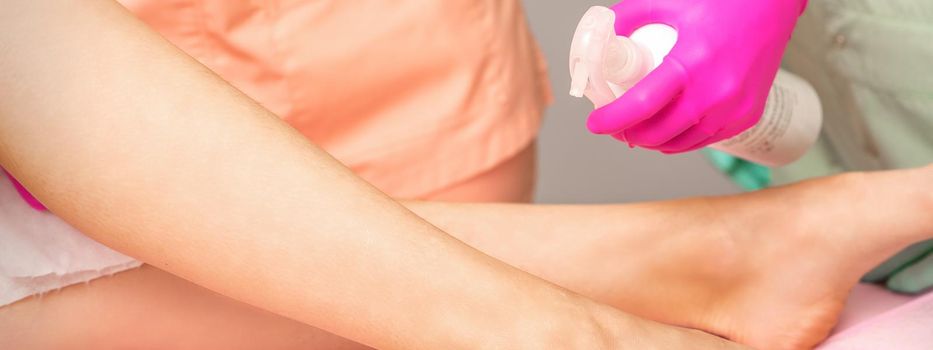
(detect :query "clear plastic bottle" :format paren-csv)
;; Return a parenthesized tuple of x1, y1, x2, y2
(569, 6, 823, 167)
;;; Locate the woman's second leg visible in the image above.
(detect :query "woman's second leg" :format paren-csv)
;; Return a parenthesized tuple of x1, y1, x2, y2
(0, 265, 370, 350)
(422, 142, 537, 203)
(408, 165, 933, 349)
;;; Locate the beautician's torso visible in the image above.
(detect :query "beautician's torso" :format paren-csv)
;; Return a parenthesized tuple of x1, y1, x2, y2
(778, 0, 933, 182)
(118, 0, 552, 201)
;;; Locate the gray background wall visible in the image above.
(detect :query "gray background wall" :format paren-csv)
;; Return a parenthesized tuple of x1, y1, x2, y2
(523, 1, 740, 203)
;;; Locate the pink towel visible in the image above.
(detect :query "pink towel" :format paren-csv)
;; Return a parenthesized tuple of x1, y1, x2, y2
(817, 284, 933, 349)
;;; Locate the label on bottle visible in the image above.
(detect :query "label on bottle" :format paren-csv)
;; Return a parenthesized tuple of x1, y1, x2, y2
(716, 81, 797, 154)
(711, 71, 823, 167)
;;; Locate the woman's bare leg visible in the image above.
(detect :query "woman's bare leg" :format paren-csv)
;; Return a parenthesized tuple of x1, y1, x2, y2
(3, 166, 930, 350)
(0, 143, 539, 350)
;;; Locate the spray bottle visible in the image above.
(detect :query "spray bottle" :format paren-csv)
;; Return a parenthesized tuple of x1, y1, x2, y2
(569, 6, 822, 167)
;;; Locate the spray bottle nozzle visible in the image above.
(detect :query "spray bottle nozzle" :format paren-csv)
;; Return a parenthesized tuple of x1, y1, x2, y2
(569, 62, 589, 98)
(568, 6, 656, 107)
(569, 5, 680, 109)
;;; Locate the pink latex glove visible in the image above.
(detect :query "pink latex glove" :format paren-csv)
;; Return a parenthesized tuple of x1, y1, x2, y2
(587, 0, 808, 153)
(3, 169, 47, 211)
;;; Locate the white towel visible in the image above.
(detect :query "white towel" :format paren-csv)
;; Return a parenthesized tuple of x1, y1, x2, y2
(0, 174, 140, 306)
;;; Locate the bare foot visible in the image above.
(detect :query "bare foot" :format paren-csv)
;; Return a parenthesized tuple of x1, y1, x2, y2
(605, 166, 933, 350)
(717, 166, 933, 349)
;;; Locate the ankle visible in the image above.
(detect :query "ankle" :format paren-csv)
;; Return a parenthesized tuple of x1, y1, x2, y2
(907, 166, 933, 215)
(865, 167, 933, 237)
(801, 169, 933, 268)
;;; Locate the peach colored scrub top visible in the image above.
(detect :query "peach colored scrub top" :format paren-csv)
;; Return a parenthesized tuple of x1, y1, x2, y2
(119, 0, 552, 199)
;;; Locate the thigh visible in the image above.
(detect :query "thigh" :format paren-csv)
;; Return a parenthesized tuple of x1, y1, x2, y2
(424, 142, 537, 203)
(0, 265, 370, 350)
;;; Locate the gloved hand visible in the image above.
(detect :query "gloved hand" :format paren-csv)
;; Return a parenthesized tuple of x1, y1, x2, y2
(864, 240, 933, 295)
(3, 169, 47, 211)
(888, 249, 933, 295)
(587, 0, 809, 153)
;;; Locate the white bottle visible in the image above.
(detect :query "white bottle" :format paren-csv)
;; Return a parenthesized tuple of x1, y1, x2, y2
(569, 6, 823, 167)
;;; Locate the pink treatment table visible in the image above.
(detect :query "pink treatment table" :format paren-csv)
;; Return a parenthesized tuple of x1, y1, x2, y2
(817, 284, 933, 349)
